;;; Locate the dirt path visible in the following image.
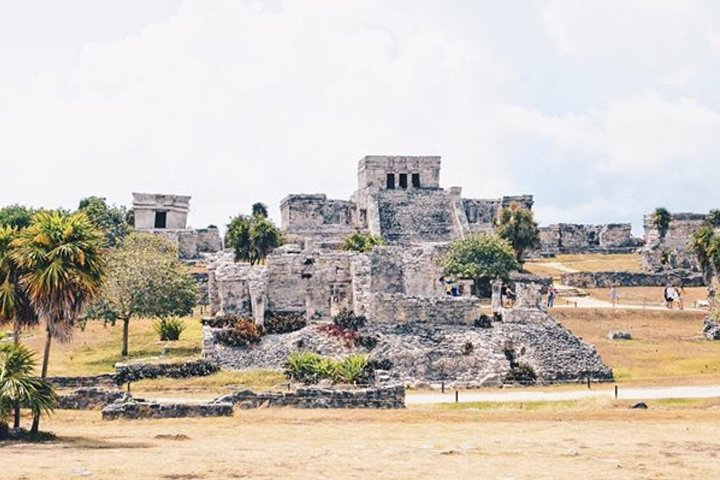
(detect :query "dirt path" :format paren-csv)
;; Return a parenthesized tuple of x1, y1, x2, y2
(407, 384, 720, 405)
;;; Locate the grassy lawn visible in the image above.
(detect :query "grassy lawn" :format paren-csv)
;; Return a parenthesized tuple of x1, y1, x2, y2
(555, 309, 720, 385)
(585, 286, 709, 307)
(15, 316, 204, 377)
(525, 253, 645, 278)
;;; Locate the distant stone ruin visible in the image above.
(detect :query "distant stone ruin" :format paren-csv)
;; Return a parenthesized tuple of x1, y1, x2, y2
(202, 155, 612, 385)
(132, 192, 222, 260)
(281, 155, 534, 248)
(539, 223, 643, 256)
(641, 212, 717, 273)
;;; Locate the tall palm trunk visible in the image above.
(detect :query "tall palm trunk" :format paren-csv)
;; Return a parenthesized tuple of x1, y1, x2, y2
(30, 324, 52, 435)
(13, 318, 20, 430)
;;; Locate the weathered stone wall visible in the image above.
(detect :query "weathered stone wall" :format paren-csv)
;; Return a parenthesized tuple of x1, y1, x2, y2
(114, 360, 219, 385)
(102, 399, 233, 420)
(377, 189, 461, 243)
(58, 388, 128, 410)
(47, 374, 117, 389)
(364, 294, 482, 325)
(561, 270, 705, 288)
(641, 213, 714, 272)
(145, 228, 223, 260)
(215, 384, 405, 409)
(280, 194, 357, 247)
(539, 223, 642, 255)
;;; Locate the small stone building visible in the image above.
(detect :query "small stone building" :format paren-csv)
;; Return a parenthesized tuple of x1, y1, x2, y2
(132, 192, 222, 260)
(641, 212, 717, 272)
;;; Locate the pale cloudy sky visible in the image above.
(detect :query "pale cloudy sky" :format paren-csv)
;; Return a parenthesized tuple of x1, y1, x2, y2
(1, 0, 719, 233)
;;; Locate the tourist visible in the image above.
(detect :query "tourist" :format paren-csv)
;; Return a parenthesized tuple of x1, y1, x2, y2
(708, 284, 717, 309)
(675, 286, 684, 311)
(609, 286, 619, 309)
(664, 285, 673, 309)
(547, 286, 556, 308)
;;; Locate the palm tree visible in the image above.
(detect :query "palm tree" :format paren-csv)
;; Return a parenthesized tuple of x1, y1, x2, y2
(0, 225, 38, 429)
(0, 343, 57, 438)
(12, 211, 105, 434)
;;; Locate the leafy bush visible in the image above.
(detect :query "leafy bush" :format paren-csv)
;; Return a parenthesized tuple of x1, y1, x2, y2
(356, 335, 378, 350)
(505, 363, 537, 384)
(462, 341, 474, 355)
(284, 352, 375, 385)
(342, 232, 385, 253)
(474, 315, 492, 328)
(204, 314, 240, 329)
(264, 311, 307, 334)
(320, 324, 358, 347)
(215, 318, 264, 348)
(652, 207, 672, 239)
(336, 354, 371, 384)
(153, 318, 186, 341)
(333, 309, 366, 331)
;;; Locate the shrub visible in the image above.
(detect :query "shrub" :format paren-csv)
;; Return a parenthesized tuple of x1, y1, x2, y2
(652, 207, 672, 239)
(320, 324, 358, 348)
(215, 318, 263, 348)
(474, 315, 492, 328)
(505, 363, 537, 384)
(341, 232, 384, 253)
(333, 309, 366, 331)
(153, 318, 186, 341)
(204, 314, 240, 329)
(336, 354, 371, 384)
(462, 341, 474, 355)
(356, 335, 378, 350)
(264, 311, 307, 334)
(284, 352, 336, 385)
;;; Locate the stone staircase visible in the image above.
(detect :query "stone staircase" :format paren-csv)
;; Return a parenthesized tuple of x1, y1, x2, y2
(377, 189, 459, 243)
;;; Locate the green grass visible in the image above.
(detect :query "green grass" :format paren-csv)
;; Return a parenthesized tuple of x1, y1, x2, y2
(18, 316, 204, 377)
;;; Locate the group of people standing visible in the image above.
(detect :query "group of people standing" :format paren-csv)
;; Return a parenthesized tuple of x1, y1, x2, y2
(663, 285, 684, 310)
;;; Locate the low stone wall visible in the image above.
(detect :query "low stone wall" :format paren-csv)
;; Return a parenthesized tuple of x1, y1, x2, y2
(703, 319, 720, 340)
(102, 399, 233, 420)
(115, 360, 219, 385)
(364, 293, 481, 325)
(47, 374, 117, 389)
(538, 223, 643, 256)
(560, 270, 705, 288)
(215, 384, 405, 409)
(58, 388, 128, 410)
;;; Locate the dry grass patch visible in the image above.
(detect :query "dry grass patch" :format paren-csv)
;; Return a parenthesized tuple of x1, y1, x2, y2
(555, 309, 720, 385)
(585, 286, 709, 307)
(3, 408, 720, 479)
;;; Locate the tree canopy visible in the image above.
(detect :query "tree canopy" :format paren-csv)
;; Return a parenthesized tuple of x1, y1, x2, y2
(0, 205, 35, 229)
(341, 231, 385, 253)
(494, 203, 540, 262)
(225, 210, 282, 264)
(78, 196, 130, 247)
(652, 207, 672, 239)
(84, 233, 197, 357)
(442, 234, 519, 292)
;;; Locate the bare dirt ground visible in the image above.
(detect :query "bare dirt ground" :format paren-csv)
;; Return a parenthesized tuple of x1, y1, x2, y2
(3, 408, 720, 480)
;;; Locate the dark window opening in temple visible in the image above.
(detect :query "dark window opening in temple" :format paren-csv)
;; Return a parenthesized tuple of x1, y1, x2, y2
(154, 211, 167, 229)
(399, 173, 408, 189)
(386, 173, 395, 189)
(412, 173, 420, 188)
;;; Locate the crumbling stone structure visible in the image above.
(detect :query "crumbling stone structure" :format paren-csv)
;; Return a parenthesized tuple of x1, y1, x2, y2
(281, 156, 533, 248)
(132, 192, 222, 260)
(641, 212, 717, 273)
(539, 223, 642, 256)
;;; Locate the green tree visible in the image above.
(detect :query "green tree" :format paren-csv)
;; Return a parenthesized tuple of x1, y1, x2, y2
(225, 212, 282, 265)
(0, 205, 35, 229)
(0, 226, 39, 429)
(442, 234, 519, 294)
(252, 202, 269, 218)
(691, 225, 716, 283)
(12, 211, 105, 434)
(84, 233, 197, 357)
(342, 232, 385, 253)
(0, 343, 57, 438)
(494, 203, 540, 262)
(78, 196, 130, 247)
(707, 210, 720, 228)
(652, 207, 672, 239)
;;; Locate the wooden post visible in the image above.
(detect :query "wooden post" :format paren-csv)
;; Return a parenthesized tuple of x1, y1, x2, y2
(455, 390, 459, 403)
(614, 385, 618, 399)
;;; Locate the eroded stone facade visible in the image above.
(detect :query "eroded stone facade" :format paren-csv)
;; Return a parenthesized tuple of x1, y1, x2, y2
(641, 212, 717, 272)
(539, 223, 642, 255)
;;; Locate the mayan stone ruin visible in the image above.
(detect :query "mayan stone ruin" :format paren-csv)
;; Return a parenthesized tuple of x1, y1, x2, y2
(203, 155, 613, 386)
(132, 192, 223, 260)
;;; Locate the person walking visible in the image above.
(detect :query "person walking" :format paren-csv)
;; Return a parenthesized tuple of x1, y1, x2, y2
(547, 286, 556, 308)
(609, 286, 619, 309)
(664, 285, 673, 309)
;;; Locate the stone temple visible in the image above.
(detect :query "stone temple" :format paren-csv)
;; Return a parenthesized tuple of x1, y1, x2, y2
(132, 192, 222, 260)
(282, 155, 534, 248)
(203, 155, 612, 386)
